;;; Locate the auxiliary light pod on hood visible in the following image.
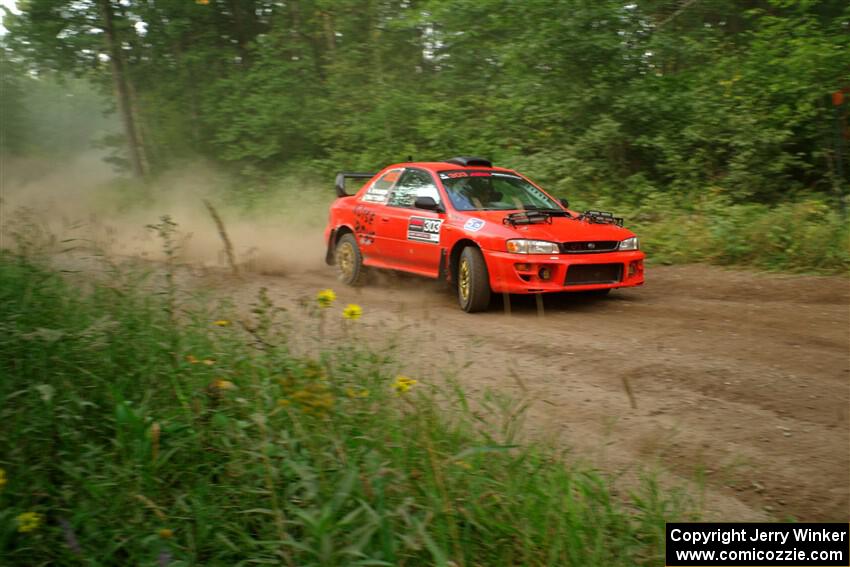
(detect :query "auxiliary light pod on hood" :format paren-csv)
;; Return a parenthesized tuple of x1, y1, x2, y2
(576, 210, 624, 227)
(502, 211, 554, 227)
(502, 208, 626, 228)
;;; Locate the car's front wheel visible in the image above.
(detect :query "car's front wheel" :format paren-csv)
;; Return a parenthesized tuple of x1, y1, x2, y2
(335, 233, 366, 286)
(457, 246, 491, 312)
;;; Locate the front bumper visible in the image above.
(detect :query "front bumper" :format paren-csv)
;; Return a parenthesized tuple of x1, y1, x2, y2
(482, 249, 645, 294)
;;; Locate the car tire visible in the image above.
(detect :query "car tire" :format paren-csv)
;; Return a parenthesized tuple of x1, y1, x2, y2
(457, 246, 491, 312)
(335, 233, 366, 286)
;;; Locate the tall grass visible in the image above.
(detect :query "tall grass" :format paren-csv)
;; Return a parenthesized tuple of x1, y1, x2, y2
(0, 249, 690, 565)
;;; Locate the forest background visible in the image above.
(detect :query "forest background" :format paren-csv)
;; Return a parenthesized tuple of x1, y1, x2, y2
(2, 0, 849, 271)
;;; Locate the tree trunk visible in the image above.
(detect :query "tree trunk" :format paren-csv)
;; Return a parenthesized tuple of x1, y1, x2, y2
(97, 0, 148, 178)
(227, 0, 249, 61)
(125, 75, 153, 174)
(322, 11, 336, 52)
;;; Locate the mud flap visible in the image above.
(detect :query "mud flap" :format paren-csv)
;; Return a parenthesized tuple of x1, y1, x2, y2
(325, 228, 336, 265)
(438, 249, 448, 280)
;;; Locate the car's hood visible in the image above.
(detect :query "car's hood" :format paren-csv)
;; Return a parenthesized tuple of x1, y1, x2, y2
(456, 210, 635, 244)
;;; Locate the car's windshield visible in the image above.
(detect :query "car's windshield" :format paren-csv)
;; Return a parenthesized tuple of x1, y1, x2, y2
(439, 171, 560, 211)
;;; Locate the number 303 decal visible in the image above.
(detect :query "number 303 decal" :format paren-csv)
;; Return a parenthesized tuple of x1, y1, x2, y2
(407, 216, 443, 244)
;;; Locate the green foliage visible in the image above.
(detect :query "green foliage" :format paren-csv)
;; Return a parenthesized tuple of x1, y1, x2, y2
(0, 61, 30, 154)
(0, 69, 113, 158)
(0, 253, 690, 565)
(6, 0, 848, 201)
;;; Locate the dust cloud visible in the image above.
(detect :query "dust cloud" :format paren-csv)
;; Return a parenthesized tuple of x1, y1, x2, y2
(0, 152, 334, 275)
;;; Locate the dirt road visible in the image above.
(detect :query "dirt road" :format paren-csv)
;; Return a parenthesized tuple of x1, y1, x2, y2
(202, 262, 849, 521)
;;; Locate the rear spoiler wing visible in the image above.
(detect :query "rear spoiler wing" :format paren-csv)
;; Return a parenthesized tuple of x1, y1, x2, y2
(335, 172, 376, 197)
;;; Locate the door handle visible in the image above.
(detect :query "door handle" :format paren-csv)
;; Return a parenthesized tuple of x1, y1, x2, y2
(381, 217, 390, 222)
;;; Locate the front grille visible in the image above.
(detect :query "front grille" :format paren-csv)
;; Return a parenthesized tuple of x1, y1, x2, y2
(565, 264, 623, 285)
(560, 241, 619, 253)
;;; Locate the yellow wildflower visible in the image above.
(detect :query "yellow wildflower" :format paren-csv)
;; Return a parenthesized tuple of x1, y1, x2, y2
(212, 379, 236, 391)
(159, 528, 174, 539)
(286, 384, 335, 416)
(346, 388, 370, 399)
(186, 354, 199, 364)
(392, 375, 418, 394)
(202, 359, 216, 366)
(342, 304, 363, 320)
(302, 361, 326, 381)
(290, 389, 311, 401)
(17, 512, 42, 533)
(316, 288, 337, 308)
(291, 388, 334, 408)
(0, 468, 6, 489)
(213, 319, 230, 327)
(310, 393, 334, 410)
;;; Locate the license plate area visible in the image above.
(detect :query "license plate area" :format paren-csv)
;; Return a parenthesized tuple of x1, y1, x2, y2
(565, 264, 623, 285)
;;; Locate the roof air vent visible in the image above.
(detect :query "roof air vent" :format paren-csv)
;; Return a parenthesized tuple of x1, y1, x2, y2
(445, 156, 493, 168)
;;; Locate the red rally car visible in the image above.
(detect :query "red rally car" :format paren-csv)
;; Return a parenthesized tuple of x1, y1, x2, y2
(324, 157, 644, 312)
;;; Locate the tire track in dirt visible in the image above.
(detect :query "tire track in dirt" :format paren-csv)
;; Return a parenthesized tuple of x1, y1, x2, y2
(209, 263, 848, 522)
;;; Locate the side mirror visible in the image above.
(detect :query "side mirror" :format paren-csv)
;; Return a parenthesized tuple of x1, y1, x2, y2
(414, 196, 442, 212)
(559, 198, 570, 209)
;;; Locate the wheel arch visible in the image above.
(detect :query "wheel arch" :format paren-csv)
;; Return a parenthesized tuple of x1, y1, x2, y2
(448, 238, 480, 283)
(326, 225, 354, 265)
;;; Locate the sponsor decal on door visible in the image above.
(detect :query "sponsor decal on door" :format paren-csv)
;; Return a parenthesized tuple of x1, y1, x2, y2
(407, 216, 443, 244)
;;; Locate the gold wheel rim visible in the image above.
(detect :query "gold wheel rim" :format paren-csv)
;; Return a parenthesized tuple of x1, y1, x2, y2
(337, 242, 355, 280)
(459, 258, 471, 302)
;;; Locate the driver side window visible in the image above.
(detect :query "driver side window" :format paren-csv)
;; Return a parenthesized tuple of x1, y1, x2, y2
(387, 169, 441, 208)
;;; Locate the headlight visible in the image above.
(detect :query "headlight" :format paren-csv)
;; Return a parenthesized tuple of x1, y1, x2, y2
(506, 239, 560, 254)
(619, 237, 639, 251)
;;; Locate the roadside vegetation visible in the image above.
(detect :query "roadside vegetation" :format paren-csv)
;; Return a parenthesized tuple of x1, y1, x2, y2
(0, 238, 691, 565)
(583, 193, 850, 274)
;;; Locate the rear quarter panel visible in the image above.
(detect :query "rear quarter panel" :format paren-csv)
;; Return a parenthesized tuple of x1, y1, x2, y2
(325, 170, 386, 243)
